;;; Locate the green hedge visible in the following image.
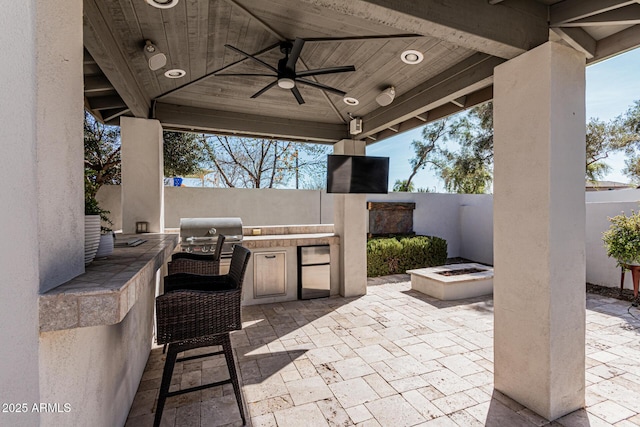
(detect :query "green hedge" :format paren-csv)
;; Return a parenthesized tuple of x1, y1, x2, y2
(367, 235, 447, 277)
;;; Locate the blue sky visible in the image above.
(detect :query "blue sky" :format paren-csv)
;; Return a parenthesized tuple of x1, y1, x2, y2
(367, 47, 640, 192)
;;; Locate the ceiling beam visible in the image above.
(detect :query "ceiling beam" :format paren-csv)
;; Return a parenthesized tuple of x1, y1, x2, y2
(297, 0, 548, 59)
(155, 103, 348, 143)
(89, 96, 128, 111)
(589, 24, 640, 64)
(557, 4, 640, 27)
(359, 53, 504, 138)
(366, 86, 493, 144)
(84, 75, 114, 93)
(83, 0, 150, 118)
(550, 0, 636, 26)
(551, 27, 597, 59)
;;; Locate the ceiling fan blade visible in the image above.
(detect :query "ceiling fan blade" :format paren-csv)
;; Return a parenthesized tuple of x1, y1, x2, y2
(291, 86, 305, 105)
(251, 80, 278, 98)
(296, 65, 356, 78)
(224, 44, 277, 73)
(214, 73, 276, 77)
(296, 78, 346, 96)
(286, 38, 305, 70)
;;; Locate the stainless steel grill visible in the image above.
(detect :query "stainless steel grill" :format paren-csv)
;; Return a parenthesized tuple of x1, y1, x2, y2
(179, 217, 243, 257)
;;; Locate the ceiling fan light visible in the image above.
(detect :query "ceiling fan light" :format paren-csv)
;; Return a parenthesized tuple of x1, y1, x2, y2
(277, 78, 295, 89)
(401, 50, 424, 65)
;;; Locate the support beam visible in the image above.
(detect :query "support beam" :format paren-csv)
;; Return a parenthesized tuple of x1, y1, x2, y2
(121, 117, 164, 234)
(550, 0, 636, 26)
(332, 139, 367, 298)
(550, 28, 596, 59)
(89, 95, 127, 111)
(84, 75, 114, 93)
(558, 4, 640, 27)
(155, 103, 348, 143)
(365, 86, 493, 144)
(360, 54, 503, 139)
(493, 42, 586, 421)
(589, 24, 640, 63)
(298, 0, 548, 59)
(451, 96, 467, 108)
(83, 0, 150, 118)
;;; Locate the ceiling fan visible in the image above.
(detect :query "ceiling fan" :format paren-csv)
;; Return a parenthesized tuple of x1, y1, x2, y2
(215, 38, 355, 104)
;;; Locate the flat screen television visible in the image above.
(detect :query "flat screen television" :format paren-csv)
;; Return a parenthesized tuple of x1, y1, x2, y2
(326, 154, 389, 194)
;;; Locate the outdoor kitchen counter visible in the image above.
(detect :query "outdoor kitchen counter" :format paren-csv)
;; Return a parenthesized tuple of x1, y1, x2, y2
(242, 232, 339, 249)
(39, 233, 178, 332)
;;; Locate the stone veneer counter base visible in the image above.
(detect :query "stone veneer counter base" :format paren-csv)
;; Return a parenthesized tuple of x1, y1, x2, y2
(39, 233, 178, 332)
(408, 263, 494, 300)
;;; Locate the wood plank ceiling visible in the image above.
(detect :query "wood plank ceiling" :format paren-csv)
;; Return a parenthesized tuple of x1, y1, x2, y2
(83, 0, 640, 144)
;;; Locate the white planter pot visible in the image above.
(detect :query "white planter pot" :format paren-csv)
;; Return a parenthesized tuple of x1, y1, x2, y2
(85, 215, 101, 265)
(95, 233, 114, 259)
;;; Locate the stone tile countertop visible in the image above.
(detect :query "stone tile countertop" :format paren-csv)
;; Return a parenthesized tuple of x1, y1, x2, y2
(39, 233, 178, 332)
(243, 233, 339, 249)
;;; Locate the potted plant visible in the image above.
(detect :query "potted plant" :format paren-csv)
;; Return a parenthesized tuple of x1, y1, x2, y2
(602, 210, 640, 267)
(84, 187, 102, 265)
(95, 209, 115, 259)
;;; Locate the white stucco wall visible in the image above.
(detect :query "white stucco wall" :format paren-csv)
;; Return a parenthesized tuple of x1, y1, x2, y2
(1, 4, 42, 426)
(96, 184, 123, 231)
(38, 271, 159, 427)
(586, 201, 640, 289)
(586, 188, 640, 202)
(458, 194, 494, 265)
(164, 187, 331, 228)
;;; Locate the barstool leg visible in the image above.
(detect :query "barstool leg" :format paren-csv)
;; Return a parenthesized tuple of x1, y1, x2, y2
(222, 334, 246, 425)
(154, 343, 179, 427)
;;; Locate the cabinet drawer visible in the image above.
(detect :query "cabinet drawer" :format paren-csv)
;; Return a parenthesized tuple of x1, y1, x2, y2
(254, 251, 286, 298)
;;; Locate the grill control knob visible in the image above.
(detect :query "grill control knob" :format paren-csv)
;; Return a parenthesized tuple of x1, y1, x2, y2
(208, 227, 217, 235)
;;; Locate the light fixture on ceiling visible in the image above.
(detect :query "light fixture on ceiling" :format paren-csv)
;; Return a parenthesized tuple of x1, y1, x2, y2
(343, 96, 359, 106)
(145, 0, 179, 9)
(375, 86, 395, 107)
(401, 50, 424, 65)
(277, 78, 295, 89)
(164, 69, 186, 79)
(144, 40, 167, 71)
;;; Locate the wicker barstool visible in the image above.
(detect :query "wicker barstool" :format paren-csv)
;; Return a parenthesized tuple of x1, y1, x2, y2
(167, 234, 226, 275)
(154, 245, 251, 427)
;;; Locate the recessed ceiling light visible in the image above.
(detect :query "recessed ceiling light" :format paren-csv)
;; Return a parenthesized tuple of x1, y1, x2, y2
(343, 96, 359, 106)
(401, 50, 424, 65)
(145, 0, 179, 9)
(164, 69, 186, 79)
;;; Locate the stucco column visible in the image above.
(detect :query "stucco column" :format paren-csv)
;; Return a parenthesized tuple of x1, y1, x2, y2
(0, 0, 83, 425)
(333, 139, 367, 297)
(493, 41, 586, 420)
(121, 117, 165, 234)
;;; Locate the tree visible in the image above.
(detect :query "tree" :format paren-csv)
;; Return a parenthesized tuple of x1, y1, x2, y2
(435, 102, 494, 194)
(163, 131, 208, 177)
(400, 119, 448, 191)
(585, 118, 628, 181)
(393, 179, 415, 192)
(201, 135, 330, 189)
(84, 112, 121, 197)
(618, 101, 640, 183)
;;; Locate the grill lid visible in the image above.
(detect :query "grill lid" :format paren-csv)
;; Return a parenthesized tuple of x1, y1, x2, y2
(179, 217, 243, 242)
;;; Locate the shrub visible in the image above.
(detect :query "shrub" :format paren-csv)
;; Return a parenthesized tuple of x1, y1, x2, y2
(367, 237, 403, 277)
(367, 235, 448, 277)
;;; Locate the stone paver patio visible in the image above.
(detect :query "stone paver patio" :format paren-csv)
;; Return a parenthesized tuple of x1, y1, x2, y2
(125, 275, 640, 426)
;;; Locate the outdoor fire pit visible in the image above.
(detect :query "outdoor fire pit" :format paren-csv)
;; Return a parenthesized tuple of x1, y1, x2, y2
(407, 263, 493, 300)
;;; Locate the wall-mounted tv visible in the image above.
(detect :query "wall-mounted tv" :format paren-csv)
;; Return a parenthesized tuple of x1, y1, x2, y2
(326, 154, 389, 194)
